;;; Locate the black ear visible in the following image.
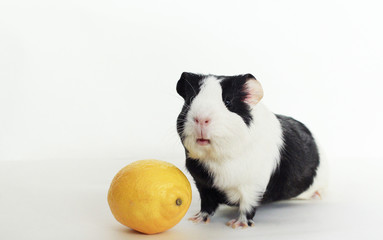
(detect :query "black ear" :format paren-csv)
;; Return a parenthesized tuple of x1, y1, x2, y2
(177, 72, 197, 99)
(176, 72, 187, 98)
(243, 73, 256, 80)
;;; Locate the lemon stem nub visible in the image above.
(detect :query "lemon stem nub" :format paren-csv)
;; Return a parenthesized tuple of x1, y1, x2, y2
(176, 198, 182, 206)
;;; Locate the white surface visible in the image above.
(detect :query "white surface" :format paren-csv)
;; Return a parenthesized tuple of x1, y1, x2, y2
(1, 0, 383, 162)
(1, 157, 382, 240)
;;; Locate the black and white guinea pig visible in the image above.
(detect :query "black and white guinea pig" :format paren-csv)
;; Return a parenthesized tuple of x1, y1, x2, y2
(176, 72, 327, 228)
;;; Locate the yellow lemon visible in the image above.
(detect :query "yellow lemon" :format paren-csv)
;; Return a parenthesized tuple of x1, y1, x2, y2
(107, 159, 192, 234)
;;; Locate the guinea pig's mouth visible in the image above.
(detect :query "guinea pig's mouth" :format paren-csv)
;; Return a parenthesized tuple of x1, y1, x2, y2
(196, 138, 211, 146)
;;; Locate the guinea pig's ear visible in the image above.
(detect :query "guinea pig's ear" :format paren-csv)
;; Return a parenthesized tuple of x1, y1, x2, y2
(176, 72, 188, 99)
(243, 74, 264, 105)
(176, 72, 194, 99)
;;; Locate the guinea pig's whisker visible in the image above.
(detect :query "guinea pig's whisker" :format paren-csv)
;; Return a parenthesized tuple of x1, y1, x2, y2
(177, 114, 189, 118)
(177, 113, 190, 118)
(177, 126, 185, 131)
(177, 121, 187, 127)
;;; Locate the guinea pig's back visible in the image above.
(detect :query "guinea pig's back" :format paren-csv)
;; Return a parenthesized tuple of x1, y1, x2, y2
(261, 115, 322, 203)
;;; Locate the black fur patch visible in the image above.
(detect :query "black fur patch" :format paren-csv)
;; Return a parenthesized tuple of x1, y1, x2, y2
(220, 74, 253, 126)
(176, 72, 203, 100)
(261, 115, 320, 203)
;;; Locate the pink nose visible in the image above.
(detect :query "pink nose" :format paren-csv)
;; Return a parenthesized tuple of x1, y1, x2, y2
(194, 117, 211, 126)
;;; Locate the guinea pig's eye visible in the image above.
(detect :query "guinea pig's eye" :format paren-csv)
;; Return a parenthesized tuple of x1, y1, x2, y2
(224, 99, 232, 107)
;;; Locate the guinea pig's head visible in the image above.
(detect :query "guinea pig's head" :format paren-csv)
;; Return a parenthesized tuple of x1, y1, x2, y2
(176, 72, 263, 161)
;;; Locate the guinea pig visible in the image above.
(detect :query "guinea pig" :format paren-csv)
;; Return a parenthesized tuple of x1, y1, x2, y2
(176, 72, 327, 228)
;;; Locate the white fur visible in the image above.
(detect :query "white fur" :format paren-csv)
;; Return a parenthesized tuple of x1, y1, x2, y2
(183, 76, 284, 216)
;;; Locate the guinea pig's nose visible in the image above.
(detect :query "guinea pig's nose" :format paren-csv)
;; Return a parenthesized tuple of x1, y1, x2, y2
(194, 117, 211, 126)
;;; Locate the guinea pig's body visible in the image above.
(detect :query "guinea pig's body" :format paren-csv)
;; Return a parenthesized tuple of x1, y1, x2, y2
(176, 73, 327, 228)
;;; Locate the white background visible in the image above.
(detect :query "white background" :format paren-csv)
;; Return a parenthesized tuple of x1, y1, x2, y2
(1, 0, 383, 239)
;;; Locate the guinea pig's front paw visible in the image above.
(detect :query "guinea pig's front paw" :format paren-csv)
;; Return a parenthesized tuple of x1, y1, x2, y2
(188, 211, 211, 224)
(226, 218, 254, 229)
